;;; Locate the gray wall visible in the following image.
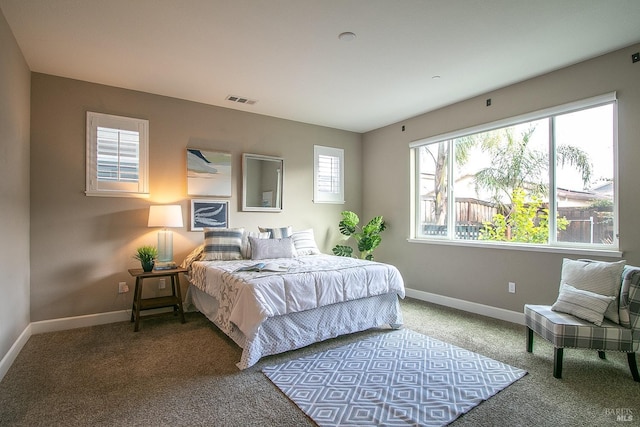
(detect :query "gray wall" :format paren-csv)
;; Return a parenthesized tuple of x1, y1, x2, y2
(30, 73, 361, 321)
(0, 9, 30, 361)
(363, 43, 640, 312)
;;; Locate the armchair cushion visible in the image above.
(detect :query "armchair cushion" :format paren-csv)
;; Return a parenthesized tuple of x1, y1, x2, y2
(560, 258, 626, 324)
(551, 284, 615, 326)
(525, 304, 637, 352)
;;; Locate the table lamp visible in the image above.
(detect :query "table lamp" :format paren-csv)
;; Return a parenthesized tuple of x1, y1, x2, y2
(148, 205, 183, 266)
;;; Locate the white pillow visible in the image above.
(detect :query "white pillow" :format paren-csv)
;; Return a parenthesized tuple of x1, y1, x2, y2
(202, 228, 244, 261)
(250, 236, 296, 260)
(560, 258, 625, 324)
(551, 283, 615, 326)
(291, 229, 321, 256)
(241, 231, 270, 259)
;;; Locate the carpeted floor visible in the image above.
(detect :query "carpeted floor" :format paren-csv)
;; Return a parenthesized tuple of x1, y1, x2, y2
(1, 298, 639, 426)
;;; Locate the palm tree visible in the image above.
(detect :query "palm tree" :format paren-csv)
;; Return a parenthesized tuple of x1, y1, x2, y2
(422, 137, 476, 225)
(424, 124, 593, 239)
(473, 125, 592, 216)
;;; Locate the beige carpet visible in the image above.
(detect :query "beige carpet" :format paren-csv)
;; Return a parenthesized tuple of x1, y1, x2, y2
(1, 298, 639, 426)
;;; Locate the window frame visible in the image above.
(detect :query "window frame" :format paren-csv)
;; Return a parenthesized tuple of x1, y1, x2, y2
(409, 92, 620, 256)
(313, 145, 345, 204)
(85, 111, 149, 198)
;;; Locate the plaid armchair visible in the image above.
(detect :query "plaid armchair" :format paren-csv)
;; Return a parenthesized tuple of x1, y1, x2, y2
(525, 264, 640, 382)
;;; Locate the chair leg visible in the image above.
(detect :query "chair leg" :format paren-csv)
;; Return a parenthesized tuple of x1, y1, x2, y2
(526, 327, 534, 353)
(553, 347, 563, 379)
(628, 353, 640, 382)
(598, 351, 606, 359)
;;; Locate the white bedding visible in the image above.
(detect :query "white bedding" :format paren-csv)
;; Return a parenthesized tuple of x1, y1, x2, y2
(188, 254, 405, 341)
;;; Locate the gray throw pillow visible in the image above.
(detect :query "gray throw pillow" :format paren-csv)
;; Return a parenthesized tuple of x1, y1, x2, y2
(250, 236, 296, 260)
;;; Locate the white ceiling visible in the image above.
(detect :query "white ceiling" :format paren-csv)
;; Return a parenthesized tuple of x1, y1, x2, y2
(2, 0, 640, 133)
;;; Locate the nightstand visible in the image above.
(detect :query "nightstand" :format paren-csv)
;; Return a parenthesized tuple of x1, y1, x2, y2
(127, 267, 187, 331)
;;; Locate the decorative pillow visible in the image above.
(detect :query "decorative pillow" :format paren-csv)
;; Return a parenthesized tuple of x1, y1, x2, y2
(241, 231, 270, 259)
(179, 244, 205, 269)
(249, 236, 296, 260)
(203, 228, 244, 261)
(560, 258, 625, 324)
(551, 283, 615, 326)
(291, 229, 321, 256)
(259, 226, 293, 239)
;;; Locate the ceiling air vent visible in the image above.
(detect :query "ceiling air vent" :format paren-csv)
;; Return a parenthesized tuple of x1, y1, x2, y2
(226, 95, 257, 105)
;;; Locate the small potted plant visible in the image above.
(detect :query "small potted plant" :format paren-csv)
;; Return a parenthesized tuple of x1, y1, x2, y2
(134, 245, 158, 272)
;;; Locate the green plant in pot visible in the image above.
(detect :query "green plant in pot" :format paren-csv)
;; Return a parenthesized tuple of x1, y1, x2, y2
(332, 210, 386, 260)
(134, 245, 158, 272)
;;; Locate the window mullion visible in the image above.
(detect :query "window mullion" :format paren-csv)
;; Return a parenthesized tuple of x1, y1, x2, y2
(447, 139, 456, 239)
(549, 117, 557, 244)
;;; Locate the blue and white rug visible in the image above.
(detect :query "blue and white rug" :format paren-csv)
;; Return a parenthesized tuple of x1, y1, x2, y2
(263, 329, 527, 426)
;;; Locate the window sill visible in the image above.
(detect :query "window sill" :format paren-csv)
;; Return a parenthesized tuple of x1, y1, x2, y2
(407, 238, 622, 258)
(85, 191, 150, 199)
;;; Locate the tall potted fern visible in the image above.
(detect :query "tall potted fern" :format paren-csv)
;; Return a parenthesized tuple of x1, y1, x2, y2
(332, 211, 386, 260)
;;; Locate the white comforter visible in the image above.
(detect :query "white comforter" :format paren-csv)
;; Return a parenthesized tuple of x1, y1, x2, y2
(189, 254, 405, 340)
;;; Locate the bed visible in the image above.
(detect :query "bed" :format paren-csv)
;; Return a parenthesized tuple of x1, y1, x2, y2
(182, 227, 405, 369)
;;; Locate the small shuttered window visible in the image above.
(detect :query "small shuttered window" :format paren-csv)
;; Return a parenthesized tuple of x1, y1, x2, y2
(86, 112, 149, 197)
(314, 145, 344, 204)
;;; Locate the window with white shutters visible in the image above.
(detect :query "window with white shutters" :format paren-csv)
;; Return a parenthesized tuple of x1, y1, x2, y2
(314, 145, 344, 204)
(86, 112, 149, 197)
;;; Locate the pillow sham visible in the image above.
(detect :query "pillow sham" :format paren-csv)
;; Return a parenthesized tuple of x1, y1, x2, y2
(179, 244, 205, 269)
(559, 258, 625, 324)
(551, 283, 615, 326)
(249, 236, 296, 260)
(258, 226, 293, 239)
(203, 227, 244, 261)
(241, 231, 270, 259)
(291, 229, 321, 256)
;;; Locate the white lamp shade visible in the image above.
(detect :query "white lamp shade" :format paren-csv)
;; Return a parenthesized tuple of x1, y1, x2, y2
(148, 205, 184, 228)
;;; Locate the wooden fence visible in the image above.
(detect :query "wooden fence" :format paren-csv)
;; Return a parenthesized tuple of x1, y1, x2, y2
(420, 199, 614, 244)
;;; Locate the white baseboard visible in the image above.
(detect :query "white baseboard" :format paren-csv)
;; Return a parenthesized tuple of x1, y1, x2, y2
(0, 324, 32, 382)
(1, 307, 177, 381)
(405, 287, 525, 325)
(30, 310, 132, 334)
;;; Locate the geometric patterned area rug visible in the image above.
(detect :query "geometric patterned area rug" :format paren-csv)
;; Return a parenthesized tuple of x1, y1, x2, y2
(263, 329, 527, 426)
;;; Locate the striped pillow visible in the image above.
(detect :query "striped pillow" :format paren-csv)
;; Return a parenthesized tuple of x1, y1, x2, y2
(259, 226, 292, 239)
(291, 229, 321, 256)
(203, 227, 244, 261)
(552, 283, 615, 326)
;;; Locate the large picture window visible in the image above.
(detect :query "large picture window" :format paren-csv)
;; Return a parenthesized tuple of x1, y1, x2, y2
(410, 93, 617, 251)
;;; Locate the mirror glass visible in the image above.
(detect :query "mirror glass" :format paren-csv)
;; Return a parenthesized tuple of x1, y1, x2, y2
(242, 153, 284, 211)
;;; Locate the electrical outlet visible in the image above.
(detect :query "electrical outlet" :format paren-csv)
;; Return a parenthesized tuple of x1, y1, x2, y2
(508, 282, 516, 293)
(158, 278, 166, 289)
(118, 282, 129, 293)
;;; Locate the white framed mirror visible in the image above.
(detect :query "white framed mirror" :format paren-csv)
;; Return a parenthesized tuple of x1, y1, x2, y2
(242, 153, 284, 212)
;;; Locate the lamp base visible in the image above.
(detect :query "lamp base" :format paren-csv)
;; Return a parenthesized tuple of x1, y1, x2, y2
(157, 229, 174, 263)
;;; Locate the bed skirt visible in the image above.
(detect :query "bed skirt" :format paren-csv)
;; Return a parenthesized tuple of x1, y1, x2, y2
(185, 285, 403, 369)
